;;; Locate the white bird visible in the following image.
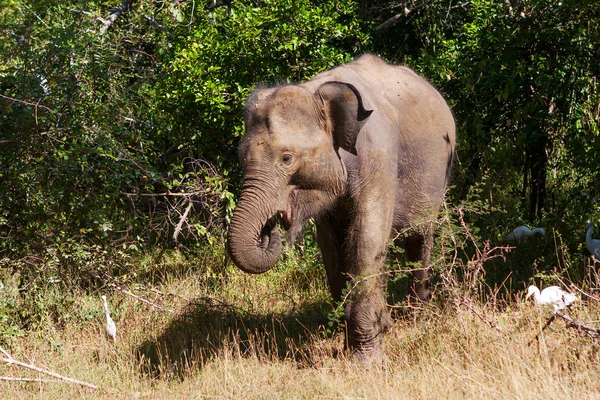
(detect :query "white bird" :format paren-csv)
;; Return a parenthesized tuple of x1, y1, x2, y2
(506, 226, 545, 243)
(525, 285, 578, 311)
(585, 222, 600, 261)
(101, 295, 116, 344)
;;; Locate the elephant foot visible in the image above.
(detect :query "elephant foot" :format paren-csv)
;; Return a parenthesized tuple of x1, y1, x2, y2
(345, 309, 391, 368)
(350, 338, 393, 369)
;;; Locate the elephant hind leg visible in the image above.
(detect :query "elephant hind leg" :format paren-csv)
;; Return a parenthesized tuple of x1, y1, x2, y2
(404, 228, 434, 301)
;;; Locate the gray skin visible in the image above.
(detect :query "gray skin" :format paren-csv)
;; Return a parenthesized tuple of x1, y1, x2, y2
(227, 54, 455, 364)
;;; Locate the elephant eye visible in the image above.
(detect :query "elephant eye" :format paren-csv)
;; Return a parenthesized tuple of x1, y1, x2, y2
(281, 153, 293, 164)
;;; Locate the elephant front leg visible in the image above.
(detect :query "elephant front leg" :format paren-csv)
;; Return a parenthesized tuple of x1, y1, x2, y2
(316, 213, 351, 302)
(344, 273, 391, 364)
(344, 191, 395, 364)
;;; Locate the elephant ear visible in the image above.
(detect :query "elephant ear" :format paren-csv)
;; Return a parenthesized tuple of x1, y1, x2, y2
(316, 81, 373, 156)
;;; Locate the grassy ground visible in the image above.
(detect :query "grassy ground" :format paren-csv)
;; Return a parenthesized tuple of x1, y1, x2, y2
(1, 248, 600, 399)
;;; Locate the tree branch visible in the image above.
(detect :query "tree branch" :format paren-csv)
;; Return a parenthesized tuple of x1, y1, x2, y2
(98, 0, 134, 34)
(122, 191, 202, 197)
(0, 347, 98, 390)
(555, 311, 600, 338)
(0, 376, 64, 384)
(0, 93, 53, 113)
(375, 0, 434, 31)
(171, 199, 194, 247)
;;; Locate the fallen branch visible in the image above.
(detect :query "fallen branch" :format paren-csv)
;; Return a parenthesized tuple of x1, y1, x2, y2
(528, 310, 600, 346)
(0, 376, 64, 384)
(0, 347, 98, 391)
(555, 311, 600, 339)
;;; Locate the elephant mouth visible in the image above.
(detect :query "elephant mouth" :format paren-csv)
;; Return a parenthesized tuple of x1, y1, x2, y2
(278, 187, 300, 241)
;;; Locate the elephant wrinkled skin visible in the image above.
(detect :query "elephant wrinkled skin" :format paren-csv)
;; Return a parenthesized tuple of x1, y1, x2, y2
(227, 54, 455, 364)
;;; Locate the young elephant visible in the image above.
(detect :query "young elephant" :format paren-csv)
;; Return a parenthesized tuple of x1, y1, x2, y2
(227, 54, 455, 364)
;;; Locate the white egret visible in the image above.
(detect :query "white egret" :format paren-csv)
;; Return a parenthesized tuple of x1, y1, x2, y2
(525, 285, 578, 311)
(585, 222, 600, 261)
(506, 226, 545, 243)
(101, 295, 116, 344)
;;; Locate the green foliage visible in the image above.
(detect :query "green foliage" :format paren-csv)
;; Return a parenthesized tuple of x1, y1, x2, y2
(157, 0, 370, 178)
(1, 0, 600, 342)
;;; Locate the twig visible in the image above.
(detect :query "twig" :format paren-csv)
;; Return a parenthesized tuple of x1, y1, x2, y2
(145, 286, 193, 302)
(0, 347, 98, 390)
(112, 284, 175, 313)
(88, 271, 175, 313)
(460, 296, 501, 332)
(571, 285, 600, 302)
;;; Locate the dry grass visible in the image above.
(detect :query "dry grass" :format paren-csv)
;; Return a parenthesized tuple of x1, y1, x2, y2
(2, 262, 600, 399)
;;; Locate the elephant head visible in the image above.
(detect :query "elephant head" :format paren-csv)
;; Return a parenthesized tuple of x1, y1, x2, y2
(227, 82, 372, 274)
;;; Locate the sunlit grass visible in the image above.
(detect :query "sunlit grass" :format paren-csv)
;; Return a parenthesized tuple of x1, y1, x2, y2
(1, 246, 600, 399)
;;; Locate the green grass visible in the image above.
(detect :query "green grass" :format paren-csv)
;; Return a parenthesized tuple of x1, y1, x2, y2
(1, 245, 600, 399)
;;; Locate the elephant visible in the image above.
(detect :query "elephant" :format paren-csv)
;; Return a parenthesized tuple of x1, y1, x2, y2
(227, 54, 455, 364)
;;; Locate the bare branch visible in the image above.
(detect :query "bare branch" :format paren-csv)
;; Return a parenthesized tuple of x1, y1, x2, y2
(171, 199, 194, 247)
(376, 11, 407, 31)
(555, 311, 600, 338)
(113, 284, 174, 313)
(0, 346, 99, 390)
(0, 93, 53, 113)
(375, 0, 434, 31)
(529, 309, 600, 346)
(0, 376, 64, 384)
(98, 0, 134, 34)
(460, 296, 501, 332)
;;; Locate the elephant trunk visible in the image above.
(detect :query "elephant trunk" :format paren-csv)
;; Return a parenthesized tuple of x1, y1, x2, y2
(227, 178, 282, 274)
